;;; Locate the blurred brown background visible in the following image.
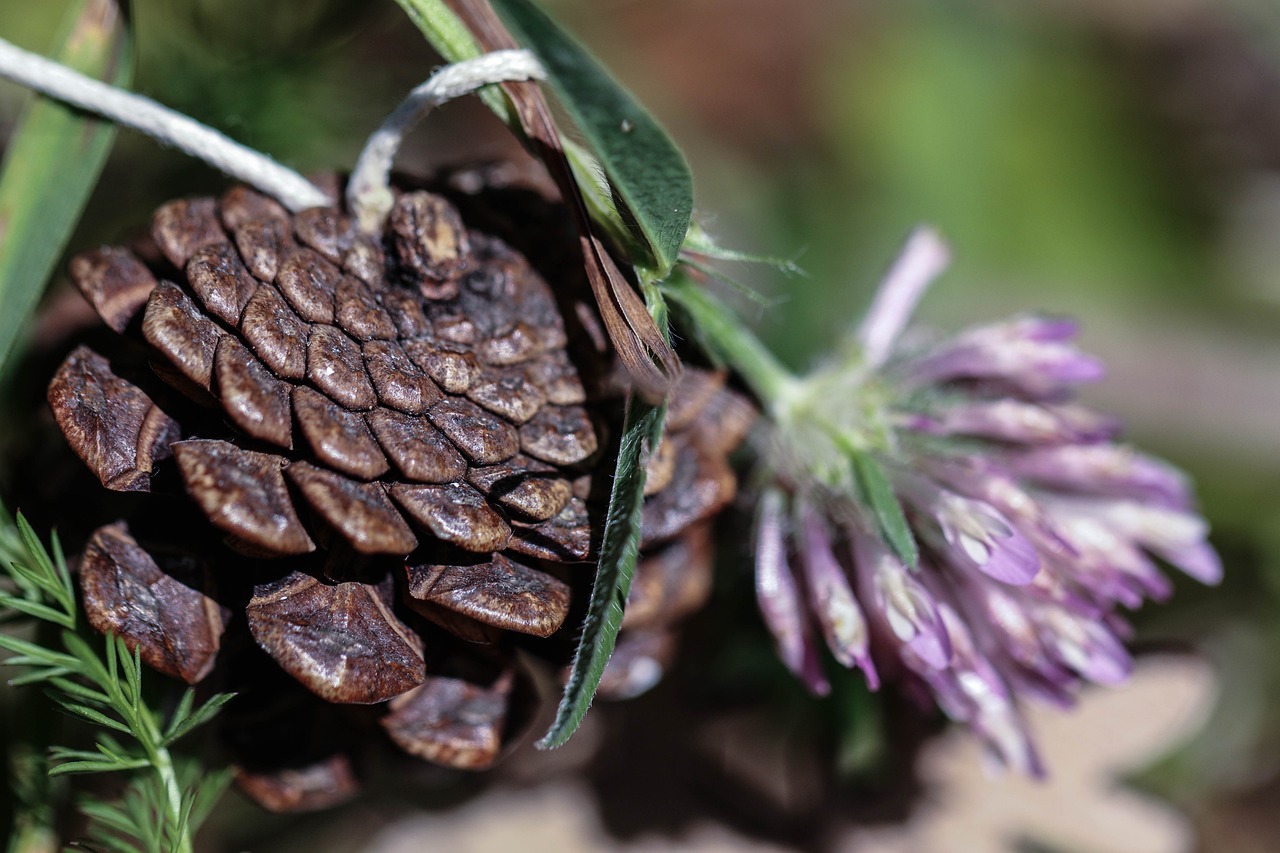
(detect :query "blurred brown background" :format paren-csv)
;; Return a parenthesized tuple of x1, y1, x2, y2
(4, 1, 1280, 850)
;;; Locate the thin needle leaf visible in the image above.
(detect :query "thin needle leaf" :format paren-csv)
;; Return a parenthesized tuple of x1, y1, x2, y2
(491, 0, 693, 276)
(0, 0, 133, 374)
(537, 396, 666, 749)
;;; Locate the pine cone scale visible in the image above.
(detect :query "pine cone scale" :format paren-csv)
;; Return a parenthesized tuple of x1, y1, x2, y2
(246, 572, 425, 705)
(293, 387, 390, 479)
(48, 346, 179, 493)
(214, 337, 294, 449)
(285, 461, 418, 555)
(240, 284, 309, 379)
(171, 439, 316, 554)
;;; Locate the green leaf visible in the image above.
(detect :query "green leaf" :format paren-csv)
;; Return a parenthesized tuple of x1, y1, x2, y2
(61, 630, 116, 695)
(7, 666, 74, 687)
(15, 514, 58, 585)
(537, 396, 666, 749)
(185, 766, 231, 829)
(682, 223, 807, 278)
(0, 0, 134, 374)
(164, 689, 197, 740)
(850, 453, 919, 569)
(0, 594, 74, 628)
(163, 693, 234, 746)
(491, 0, 693, 274)
(0, 634, 78, 669)
(48, 676, 109, 701)
(48, 695, 132, 734)
(48, 676, 111, 706)
(79, 797, 140, 837)
(49, 758, 149, 776)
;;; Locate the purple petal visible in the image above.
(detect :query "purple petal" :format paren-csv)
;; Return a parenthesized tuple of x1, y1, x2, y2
(854, 530, 952, 669)
(976, 585, 1055, 674)
(1074, 498, 1222, 586)
(901, 314, 1105, 397)
(1004, 444, 1194, 509)
(754, 490, 831, 696)
(907, 480, 1041, 585)
(856, 227, 951, 369)
(1157, 539, 1223, 586)
(1035, 604, 1133, 686)
(925, 458, 1080, 563)
(908, 400, 1120, 445)
(798, 504, 878, 688)
(921, 605, 1045, 776)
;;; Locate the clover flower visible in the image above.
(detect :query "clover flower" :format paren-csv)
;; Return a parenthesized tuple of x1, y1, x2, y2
(752, 229, 1221, 774)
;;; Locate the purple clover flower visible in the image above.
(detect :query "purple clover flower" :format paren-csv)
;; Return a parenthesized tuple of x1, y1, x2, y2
(753, 228, 1220, 774)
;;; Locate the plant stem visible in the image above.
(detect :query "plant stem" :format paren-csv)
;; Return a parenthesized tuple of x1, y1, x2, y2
(664, 274, 796, 406)
(149, 740, 189, 853)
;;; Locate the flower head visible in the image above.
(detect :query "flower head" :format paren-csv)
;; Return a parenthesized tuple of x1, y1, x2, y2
(753, 228, 1220, 774)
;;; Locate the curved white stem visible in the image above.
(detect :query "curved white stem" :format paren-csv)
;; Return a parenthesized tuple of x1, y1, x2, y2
(346, 49, 546, 232)
(0, 36, 331, 211)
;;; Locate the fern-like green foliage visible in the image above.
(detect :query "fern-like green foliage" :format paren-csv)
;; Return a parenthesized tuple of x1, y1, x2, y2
(0, 508, 232, 853)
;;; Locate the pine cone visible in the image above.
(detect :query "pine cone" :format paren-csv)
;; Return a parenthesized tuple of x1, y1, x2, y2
(47, 173, 753, 809)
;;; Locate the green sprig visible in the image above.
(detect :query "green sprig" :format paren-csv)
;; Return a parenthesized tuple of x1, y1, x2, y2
(0, 510, 232, 853)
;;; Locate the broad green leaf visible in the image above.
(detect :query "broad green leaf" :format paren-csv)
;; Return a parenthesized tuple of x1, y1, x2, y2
(537, 396, 666, 749)
(0, 0, 134, 374)
(851, 453, 919, 569)
(492, 0, 693, 275)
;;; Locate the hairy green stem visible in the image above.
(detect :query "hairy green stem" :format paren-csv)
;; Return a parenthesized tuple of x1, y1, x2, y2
(664, 274, 796, 405)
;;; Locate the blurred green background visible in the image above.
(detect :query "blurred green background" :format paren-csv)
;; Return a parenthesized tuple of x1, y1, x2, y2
(3, 0, 1280, 850)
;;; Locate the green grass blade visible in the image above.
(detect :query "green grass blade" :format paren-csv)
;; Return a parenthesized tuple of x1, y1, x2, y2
(0, 0, 134, 373)
(492, 0, 693, 275)
(536, 396, 666, 749)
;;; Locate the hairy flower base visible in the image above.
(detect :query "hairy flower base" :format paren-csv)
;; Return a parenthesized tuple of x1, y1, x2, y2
(754, 229, 1220, 774)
